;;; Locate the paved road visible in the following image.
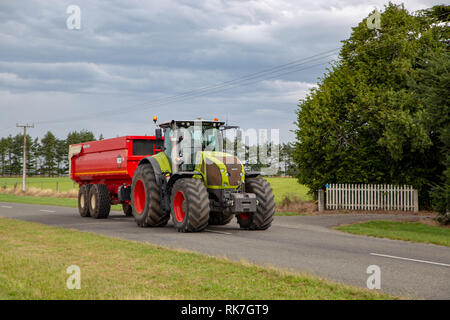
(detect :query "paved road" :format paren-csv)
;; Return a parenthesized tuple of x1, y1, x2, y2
(1, 202, 449, 299)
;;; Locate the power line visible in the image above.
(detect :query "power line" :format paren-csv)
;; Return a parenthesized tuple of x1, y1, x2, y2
(34, 48, 340, 124)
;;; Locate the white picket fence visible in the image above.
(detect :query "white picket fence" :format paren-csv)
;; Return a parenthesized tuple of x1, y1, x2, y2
(323, 184, 418, 212)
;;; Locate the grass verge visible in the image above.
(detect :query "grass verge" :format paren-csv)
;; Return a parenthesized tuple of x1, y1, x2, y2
(275, 212, 309, 216)
(336, 220, 450, 247)
(0, 193, 122, 211)
(0, 217, 392, 299)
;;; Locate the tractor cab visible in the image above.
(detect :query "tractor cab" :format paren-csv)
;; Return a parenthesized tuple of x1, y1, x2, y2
(158, 119, 226, 172)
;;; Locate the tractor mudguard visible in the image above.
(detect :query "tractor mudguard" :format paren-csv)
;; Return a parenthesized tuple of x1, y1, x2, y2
(138, 153, 172, 213)
(168, 172, 203, 189)
(244, 172, 260, 179)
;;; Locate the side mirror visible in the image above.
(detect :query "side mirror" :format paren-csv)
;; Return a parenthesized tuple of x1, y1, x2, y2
(155, 128, 162, 140)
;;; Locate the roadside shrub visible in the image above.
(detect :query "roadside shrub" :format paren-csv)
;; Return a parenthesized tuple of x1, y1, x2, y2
(430, 184, 450, 225)
(277, 193, 316, 213)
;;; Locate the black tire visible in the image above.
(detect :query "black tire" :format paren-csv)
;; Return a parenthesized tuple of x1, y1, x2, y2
(88, 184, 111, 219)
(237, 178, 275, 230)
(122, 203, 133, 217)
(78, 184, 91, 217)
(208, 211, 234, 225)
(170, 178, 210, 232)
(131, 163, 169, 227)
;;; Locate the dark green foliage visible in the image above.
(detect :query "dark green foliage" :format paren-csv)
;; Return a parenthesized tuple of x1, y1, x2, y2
(294, 3, 449, 211)
(0, 130, 96, 176)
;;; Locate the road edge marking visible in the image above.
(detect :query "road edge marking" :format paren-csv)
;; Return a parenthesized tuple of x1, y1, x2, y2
(370, 253, 450, 267)
(204, 229, 232, 235)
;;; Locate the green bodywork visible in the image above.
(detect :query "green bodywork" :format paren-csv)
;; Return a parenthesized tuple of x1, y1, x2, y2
(152, 151, 244, 189)
(152, 152, 172, 174)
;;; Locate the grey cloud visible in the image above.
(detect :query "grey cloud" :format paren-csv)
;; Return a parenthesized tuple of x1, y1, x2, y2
(0, 0, 443, 142)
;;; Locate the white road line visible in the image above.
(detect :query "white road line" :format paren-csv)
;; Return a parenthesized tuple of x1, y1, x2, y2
(39, 209, 56, 213)
(204, 229, 232, 235)
(370, 253, 450, 267)
(1, 205, 12, 209)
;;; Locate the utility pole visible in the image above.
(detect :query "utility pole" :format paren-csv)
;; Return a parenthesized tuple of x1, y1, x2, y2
(16, 123, 34, 192)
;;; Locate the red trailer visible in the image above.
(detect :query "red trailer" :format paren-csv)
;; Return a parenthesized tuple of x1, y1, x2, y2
(69, 135, 163, 218)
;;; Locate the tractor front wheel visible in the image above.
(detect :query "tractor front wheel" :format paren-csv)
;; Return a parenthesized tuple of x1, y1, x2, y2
(170, 178, 210, 232)
(237, 178, 274, 230)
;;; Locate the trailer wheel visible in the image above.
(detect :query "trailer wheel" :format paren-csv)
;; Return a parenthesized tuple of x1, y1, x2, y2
(170, 178, 210, 232)
(78, 184, 91, 217)
(88, 184, 111, 219)
(131, 163, 169, 227)
(237, 178, 274, 230)
(208, 211, 233, 225)
(122, 203, 133, 216)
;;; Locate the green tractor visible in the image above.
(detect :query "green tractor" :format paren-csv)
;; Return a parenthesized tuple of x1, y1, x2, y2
(131, 119, 275, 232)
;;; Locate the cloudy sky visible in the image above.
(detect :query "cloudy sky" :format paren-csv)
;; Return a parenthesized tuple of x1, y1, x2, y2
(0, 0, 443, 142)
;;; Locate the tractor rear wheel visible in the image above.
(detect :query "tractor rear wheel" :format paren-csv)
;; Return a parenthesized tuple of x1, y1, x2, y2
(170, 178, 210, 232)
(237, 178, 274, 230)
(122, 203, 133, 216)
(88, 184, 111, 219)
(208, 211, 234, 225)
(78, 184, 91, 217)
(131, 163, 169, 227)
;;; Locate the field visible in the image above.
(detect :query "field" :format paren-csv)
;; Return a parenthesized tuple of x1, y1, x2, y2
(337, 221, 450, 247)
(0, 176, 312, 203)
(0, 217, 392, 299)
(0, 177, 77, 192)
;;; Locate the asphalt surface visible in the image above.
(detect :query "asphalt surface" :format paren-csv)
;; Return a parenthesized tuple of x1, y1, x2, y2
(1, 202, 449, 299)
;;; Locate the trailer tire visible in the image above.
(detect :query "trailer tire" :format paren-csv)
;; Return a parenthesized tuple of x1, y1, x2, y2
(237, 178, 274, 230)
(78, 184, 91, 217)
(131, 163, 169, 227)
(88, 184, 111, 219)
(170, 178, 210, 232)
(208, 211, 233, 225)
(122, 203, 133, 216)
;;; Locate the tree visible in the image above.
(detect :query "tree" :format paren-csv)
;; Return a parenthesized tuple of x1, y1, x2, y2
(29, 137, 41, 175)
(410, 48, 450, 222)
(294, 3, 449, 207)
(67, 130, 95, 146)
(40, 131, 58, 176)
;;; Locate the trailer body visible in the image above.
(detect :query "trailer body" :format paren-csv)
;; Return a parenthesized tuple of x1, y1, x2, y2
(69, 136, 163, 204)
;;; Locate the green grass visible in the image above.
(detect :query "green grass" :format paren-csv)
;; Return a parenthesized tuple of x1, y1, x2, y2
(0, 176, 312, 207)
(265, 177, 311, 204)
(0, 176, 77, 192)
(337, 221, 450, 247)
(0, 177, 311, 200)
(0, 194, 122, 211)
(0, 217, 392, 300)
(275, 212, 309, 216)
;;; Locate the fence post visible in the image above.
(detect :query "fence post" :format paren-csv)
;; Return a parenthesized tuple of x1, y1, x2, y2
(56, 181, 59, 192)
(318, 189, 324, 212)
(413, 189, 419, 213)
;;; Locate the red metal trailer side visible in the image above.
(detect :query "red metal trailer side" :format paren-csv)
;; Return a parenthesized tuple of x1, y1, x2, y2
(69, 135, 163, 204)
